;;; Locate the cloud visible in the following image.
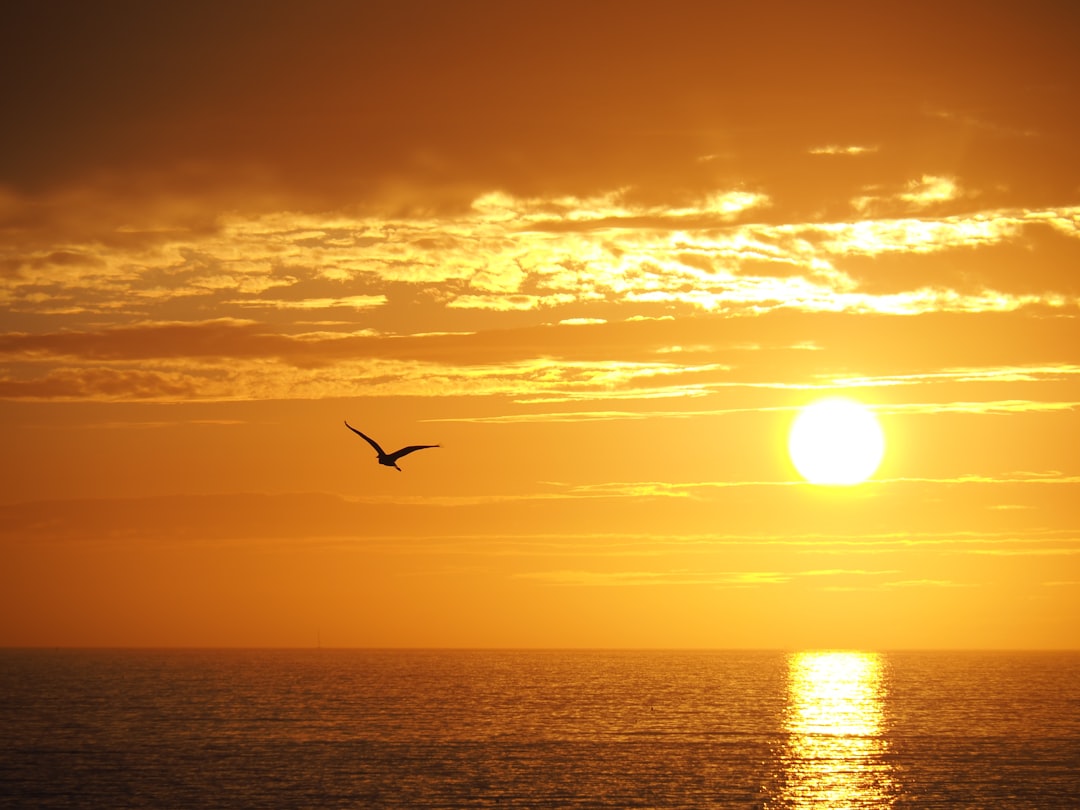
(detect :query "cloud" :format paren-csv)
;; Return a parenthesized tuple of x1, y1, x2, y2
(970, 548, 1080, 557)
(0, 366, 200, 400)
(515, 567, 902, 588)
(514, 570, 790, 587)
(545, 481, 796, 499)
(808, 145, 879, 156)
(881, 578, 973, 588)
(559, 317, 607, 326)
(423, 405, 776, 424)
(0, 319, 286, 361)
(5, 181, 1079, 328)
(899, 175, 961, 206)
(446, 294, 574, 311)
(832, 367, 1080, 390)
(3, 304, 1079, 403)
(226, 295, 387, 311)
(881, 473, 1080, 486)
(0, 329, 738, 403)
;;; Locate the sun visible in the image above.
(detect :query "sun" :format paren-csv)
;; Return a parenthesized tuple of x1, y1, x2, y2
(788, 397, 885, 485)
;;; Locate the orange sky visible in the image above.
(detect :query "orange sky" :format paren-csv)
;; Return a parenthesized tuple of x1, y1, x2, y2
(2, 0, 1078, 648)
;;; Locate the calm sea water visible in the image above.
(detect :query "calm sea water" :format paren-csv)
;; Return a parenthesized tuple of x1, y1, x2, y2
(1, 650, 1078, 808)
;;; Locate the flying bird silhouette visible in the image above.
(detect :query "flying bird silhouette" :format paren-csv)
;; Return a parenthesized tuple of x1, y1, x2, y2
(344, 421, 439, 471)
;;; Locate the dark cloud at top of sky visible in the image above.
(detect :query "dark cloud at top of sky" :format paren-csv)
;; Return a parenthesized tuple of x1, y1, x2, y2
(3, 0, 1079, 213)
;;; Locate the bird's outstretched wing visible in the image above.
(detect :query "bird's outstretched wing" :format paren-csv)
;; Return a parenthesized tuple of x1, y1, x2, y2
(386, 444, 440, 463)
(344, 420, 386, 456)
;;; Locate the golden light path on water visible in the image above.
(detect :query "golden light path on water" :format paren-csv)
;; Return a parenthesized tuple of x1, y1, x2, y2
(775, 651, 898, 808)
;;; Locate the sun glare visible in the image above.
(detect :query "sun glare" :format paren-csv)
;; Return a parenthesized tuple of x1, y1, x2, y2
(780, 651, 896, 806)
(788, 398, 885, 485)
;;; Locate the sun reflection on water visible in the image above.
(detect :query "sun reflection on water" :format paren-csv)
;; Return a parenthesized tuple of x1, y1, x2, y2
(775, 651, 898, 809)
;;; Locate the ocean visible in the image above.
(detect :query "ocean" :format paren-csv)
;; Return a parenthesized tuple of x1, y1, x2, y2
(1, 649, 1077, 808)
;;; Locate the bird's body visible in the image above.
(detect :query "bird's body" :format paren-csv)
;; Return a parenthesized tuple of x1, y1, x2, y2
(344, 421, 439, 471)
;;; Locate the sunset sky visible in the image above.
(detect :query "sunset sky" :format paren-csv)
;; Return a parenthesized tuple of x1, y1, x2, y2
(2, 0, 1078, 649)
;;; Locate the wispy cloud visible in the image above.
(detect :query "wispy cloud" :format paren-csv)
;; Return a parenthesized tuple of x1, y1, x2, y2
(3, 309, 1078, 405)
(852, 175, 964, 214)
(808, 145, 879, 156)
(559, 317, 608, 326)
(424, 398, 1078, 425)
(535, 473, 1080, 500)
(879, 399, 1079, 415)
(880, 473, 1080, 485)
(515, 567, 901, 588)
(969, 548, 1080, 557)
(226, 295, 387, 310)
(882, 578, 974, 588)
(899, 175, 961, 206)
(514, 569, 789, 587)
(834, 366, 1080, 390)
(423, 406, 779, 424)
(822, 578, 973, 592)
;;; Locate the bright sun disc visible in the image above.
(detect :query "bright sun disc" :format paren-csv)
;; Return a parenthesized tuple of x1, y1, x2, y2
(788, 398, 885, 485)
